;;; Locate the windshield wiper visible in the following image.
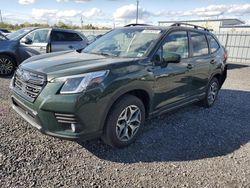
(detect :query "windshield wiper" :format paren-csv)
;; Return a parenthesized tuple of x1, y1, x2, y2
(88, 52, 118, 57)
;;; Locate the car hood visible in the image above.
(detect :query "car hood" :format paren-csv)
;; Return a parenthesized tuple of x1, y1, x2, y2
(21, 51, 139, 80)
(0, 40, 16, 49)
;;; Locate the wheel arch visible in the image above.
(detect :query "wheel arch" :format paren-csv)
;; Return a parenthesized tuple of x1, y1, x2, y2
(208, 66, 227, 89)
(101, 87, 153, 131)
(210, 73, 225, 88)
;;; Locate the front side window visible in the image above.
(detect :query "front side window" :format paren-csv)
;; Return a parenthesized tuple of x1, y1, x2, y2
(190, 32, 209, 56)
(24, 29, 49, 43)
(207, 35, 220, 53)
(162, 31, 189, 59)
(83, 28, 163, 58)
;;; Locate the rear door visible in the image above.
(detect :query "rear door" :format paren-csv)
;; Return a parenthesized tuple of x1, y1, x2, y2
(19, 29, 50, 60)
(187, 31, 212, 95)
(50, 31, 87, 52)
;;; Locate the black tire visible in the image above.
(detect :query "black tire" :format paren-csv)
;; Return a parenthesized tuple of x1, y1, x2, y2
(102, 94, 146, 148)
(202, 77, 220, 108)
(0, 55, 16, 76)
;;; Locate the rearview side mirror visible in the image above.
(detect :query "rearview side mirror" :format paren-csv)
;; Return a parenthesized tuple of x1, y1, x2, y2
(163, 52, 181, 64)
(21, 37, 33, 45)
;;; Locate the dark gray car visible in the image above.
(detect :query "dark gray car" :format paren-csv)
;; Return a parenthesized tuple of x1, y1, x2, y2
(0, 27, 88, 76)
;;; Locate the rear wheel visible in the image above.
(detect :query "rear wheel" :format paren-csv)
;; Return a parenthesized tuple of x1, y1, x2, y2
(102, 94, 145, 148)
(0, 55, 16, 76)
(202, 77, 220, 108)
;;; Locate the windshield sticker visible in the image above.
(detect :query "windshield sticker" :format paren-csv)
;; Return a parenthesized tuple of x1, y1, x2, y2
(142, 30, 161, 34)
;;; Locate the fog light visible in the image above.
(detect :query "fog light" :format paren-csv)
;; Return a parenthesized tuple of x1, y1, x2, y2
(71, 123, 76, 132)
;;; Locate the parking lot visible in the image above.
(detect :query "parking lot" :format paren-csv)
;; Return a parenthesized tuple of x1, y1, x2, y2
(0, 62, 250, 187)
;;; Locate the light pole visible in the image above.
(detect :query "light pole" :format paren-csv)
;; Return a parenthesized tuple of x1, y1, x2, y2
(136, 0, 139, 24)
(81, 16, 83, 29)
(0, 10, 3, 23)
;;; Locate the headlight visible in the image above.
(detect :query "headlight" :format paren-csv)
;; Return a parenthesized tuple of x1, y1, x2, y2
(51, 70, 109, 94)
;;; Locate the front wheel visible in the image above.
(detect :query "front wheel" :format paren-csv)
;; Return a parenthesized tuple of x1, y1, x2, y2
(202, 78, 220, 108)
(0, 55, 16, 76)
(102, 95, 145, 148)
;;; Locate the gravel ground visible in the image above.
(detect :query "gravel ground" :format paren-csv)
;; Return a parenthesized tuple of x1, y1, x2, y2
(0, 62, 250, 188)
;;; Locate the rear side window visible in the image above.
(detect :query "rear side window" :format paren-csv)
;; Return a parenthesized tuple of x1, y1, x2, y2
(207, 35, 220, 53)
(51, 31, 83, 42)
(162, 31, 189, 58)
(190, 32, 209, 56)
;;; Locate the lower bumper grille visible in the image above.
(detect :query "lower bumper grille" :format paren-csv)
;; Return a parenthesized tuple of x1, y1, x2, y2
(55, 113, 78, 124)
(12, 96, 42, 130)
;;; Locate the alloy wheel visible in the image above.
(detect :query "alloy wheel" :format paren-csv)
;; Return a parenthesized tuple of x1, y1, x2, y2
(0, 57, 14, 75)
(207, 82, 218, 105)
(116, 105, 142, 142)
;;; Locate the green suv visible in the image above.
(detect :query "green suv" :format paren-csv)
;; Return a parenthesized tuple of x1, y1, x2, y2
(10, 23, 227, 148)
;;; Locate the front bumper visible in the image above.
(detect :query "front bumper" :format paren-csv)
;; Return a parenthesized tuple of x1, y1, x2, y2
(10, 77, 110, 140)
(11, 95, 102, 140)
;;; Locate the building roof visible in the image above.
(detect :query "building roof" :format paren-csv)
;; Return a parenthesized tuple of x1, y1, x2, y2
(221, 25, 250, 28)
(158, 19, 245, 26)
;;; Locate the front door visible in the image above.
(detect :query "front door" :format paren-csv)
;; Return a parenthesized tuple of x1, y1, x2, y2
(152, 31, 192, 110)
(19, 29, 50, 62)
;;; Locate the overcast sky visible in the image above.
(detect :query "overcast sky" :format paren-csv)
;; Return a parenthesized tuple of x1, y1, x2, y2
(1, 0, 250, 27)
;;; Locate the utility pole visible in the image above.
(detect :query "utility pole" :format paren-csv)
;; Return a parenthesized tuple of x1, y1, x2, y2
(80, 16, 83, 29)
(0, 9, 3, 23)
(136, 0, 139, 24)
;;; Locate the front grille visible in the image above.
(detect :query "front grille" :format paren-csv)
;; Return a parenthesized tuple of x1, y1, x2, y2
(13, 68, 46, 102)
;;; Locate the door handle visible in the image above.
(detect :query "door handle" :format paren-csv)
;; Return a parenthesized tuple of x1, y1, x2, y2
(210, 59, 215, 64)
(69, 45, 74, 49)
(187, 64, 193, 69)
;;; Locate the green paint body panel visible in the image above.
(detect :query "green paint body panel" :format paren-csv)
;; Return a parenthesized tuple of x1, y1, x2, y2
(10, 26, 227, 141)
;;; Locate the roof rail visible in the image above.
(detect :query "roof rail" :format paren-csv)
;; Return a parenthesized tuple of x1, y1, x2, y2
(124, 23, 152, 27)
(171, 22, 212, 32)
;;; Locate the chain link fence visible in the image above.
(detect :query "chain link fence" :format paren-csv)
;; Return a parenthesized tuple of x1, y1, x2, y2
(78, 29, 109, 37)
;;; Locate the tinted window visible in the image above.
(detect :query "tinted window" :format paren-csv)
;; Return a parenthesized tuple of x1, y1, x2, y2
(24, 29, 49, 43)
(207, 35, 220, 53)
(190, 32, 209, 56)
(51, 31, 82, 42)
(0, 29, 10, 33)
(162, 31, 189, 58)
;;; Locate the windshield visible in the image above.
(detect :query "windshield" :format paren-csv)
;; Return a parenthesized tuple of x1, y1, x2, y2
(7, 28, 34, 40)
(83, 28, 163, 58)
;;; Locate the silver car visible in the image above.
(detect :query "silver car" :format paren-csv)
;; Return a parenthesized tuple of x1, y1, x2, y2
(0, 27, 88, 76)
